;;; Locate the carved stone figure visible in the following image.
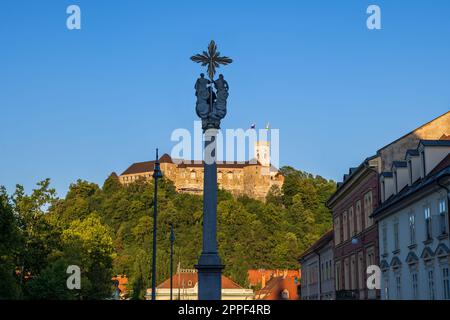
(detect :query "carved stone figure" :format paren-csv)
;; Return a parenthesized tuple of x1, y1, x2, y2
(195, 73, 211, 122)
(211, 74, 228, 122)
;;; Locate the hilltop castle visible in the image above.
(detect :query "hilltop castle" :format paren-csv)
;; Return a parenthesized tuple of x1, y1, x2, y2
(119, 141, 284, 201)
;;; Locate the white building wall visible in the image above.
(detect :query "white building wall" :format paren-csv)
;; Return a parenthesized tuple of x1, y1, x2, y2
(424, 147, 450, 175)
(409, 156, 421, 184)
(378, 188, 450, 300)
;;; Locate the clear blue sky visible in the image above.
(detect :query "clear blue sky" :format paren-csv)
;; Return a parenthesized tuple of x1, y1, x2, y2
(1, 0, 449, 197)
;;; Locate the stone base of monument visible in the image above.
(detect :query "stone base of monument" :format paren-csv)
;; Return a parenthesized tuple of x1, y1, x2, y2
(195, 253, 224, 300)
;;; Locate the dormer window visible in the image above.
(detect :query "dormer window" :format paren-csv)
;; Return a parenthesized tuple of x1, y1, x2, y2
(408, 160, 412, 185)
(394, 170, 398, 193)
(421, 151, 426, 177)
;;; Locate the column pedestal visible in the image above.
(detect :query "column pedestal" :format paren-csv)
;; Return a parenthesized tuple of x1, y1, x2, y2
(195, 128, 224, 300)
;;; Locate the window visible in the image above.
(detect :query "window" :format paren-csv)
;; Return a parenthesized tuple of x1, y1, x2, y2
(364, 191, 373, 228)
(321, 262, 324, 281)
(218, 171, 223, 180)
(349, 206, 355, 237)
(396, 274, 401, 299)
(343, 212, 348, 241)
(358, 252, 364, 290)
(411, 272, 419, 299)
(409, 213, 416, 245)
(382, 224, 388, 255)
(384, 275, 390, 300)
(344, 258, 350, 290)
(428, 269, 435, 300)
(439, 199, 447, 235)
(394, 170, 398, 193)
(408, 160, 413, 184)
(351, 255, 356, 290)
(356, 201, 362, 233)
(335, 217, 341, 245)
(190, 170, 196, 179)
(393, 220, 400, 251)
(421, 151, 426, 176)
(424, 206, 432, 240)
(382, 180, 385, 201)
(227, 172, 233, 180)
(443, 267, 450, 300)
(335, 262, 341, 291)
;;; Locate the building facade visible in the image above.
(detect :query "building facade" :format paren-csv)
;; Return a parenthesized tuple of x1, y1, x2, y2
(298, 230, 335, 300)
(372, 140, 450, 300)
(326, 111, 450, 300)
(327, 159, 380, 300)
(119, 141, 284, 201)
(146, 268, 254, 300)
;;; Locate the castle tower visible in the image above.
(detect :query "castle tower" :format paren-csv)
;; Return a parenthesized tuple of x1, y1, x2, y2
(255, 141, 270, 167)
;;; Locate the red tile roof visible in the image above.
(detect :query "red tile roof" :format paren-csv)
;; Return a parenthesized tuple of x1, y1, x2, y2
(247, 269, 300, 287)
(255, 276, 300, 300)
(157, 272, 243, 290)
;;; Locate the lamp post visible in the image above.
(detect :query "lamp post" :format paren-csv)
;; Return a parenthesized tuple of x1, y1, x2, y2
(169, 223, 175, 301)
(151, 148, 162, 301)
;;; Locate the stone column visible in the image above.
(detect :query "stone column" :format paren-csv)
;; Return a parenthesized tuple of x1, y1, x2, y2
(195, 128, 224, 300)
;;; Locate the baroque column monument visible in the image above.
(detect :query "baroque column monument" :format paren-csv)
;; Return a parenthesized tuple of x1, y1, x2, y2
(191, 40, 232, 300)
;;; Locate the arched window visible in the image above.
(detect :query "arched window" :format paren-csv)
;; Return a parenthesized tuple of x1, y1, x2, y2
(218, 171, 223, 180)
(227, 172, 233, 180)
(190, 170, 196, 179)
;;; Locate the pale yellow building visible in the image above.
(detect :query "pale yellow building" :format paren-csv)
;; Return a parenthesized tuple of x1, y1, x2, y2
(119, 141, 284, 201)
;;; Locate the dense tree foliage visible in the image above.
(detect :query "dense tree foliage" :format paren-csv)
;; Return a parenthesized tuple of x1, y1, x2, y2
(0, 166, 335, 299)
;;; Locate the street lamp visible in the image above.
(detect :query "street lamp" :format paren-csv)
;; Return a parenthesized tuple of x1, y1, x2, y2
(151, 148, 163, 301)
(170, 223, 175, 301)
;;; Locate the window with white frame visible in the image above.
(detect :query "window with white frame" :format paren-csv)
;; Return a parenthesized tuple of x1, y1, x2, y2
(321, 262, 324, 282)
(394, 170, 398, 193)
(382, 224, 388, 255)
(335, 217, 341, 245)
(395, 274, 401, 299)
(351, 255, 356, 290)
(349, 206, 355, 237)
(424, 206, 432, 240)
(409, 212, 416, 245)
(443, 266, 450, 300)
(393, 220, 400, 251)
(358, 252, 364, 290)
(335, 262, 341, 290)
(408, 160, 413, 185)
(439, 198, 447, 235)
(384, 274, 390, 300)
(343, 211, 348, 241)
(356, 200, 362, 233)
(421, 151, 426, 177)
(364, 191, 373, 228)
(428, 269, 435, 300)
(344, 258, 350, 290)
(411, 271, 419, 299)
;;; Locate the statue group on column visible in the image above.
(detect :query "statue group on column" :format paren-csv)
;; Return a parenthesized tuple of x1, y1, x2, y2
(195, 73, 229, 130)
